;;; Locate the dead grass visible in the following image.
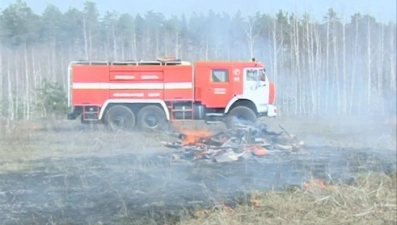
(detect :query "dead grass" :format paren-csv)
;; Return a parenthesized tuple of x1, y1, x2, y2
(180, 172, 397, 225)
(0, 119, 168, 174)
(0, 118, 395, 225)
(259, 115, 397, 150)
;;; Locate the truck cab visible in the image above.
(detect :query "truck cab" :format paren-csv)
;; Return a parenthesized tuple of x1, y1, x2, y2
(194, 59, 277, 127)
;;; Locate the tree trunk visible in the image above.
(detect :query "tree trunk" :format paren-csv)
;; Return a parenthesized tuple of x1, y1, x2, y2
(306, 18, 316, 115)
(31, 47, 38, 118)
(293, 16, 302, 115)
(7, 59, 14, 121)
(325, 20, 330, 114)
(349, 17, 359, 114)
(0, 44, 3, 116)
(272, 19, 278, 87)
(333, 22, 340, 115)
(112, 25, 117, 60)
(83, 17, 89, 60)
(342, 19, 347, 114)
(377, 24, 384, 113)
(24, 43, 30, 119)
(14, 53, 19, 120)
(366, 18, 372, 112)
(174, 30, 179, 58)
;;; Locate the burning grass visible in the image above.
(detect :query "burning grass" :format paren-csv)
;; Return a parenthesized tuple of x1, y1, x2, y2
(180, 172, 397, 225)
(160, 121, 306, 163)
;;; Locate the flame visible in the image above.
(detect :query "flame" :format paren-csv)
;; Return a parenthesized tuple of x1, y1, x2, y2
(170, 122, 213, 145)
(249, 197, 261, 208)
(246, 145, 268, 156)
(303, 178, 327, 190)
(179, 130, 213, 145)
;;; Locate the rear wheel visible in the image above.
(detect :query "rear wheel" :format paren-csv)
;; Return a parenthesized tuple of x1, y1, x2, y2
(225, 106, 257, 129)
(104, 105, 136, 131)
(137, 105, 167, 131)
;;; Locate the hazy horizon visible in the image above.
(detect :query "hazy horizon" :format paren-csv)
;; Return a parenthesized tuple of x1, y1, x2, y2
(1, 0, 396, 23)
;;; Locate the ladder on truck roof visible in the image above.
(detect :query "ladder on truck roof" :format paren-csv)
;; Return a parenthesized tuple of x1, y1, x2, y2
(110, 58, 191, 66)
(69, 57, 191, 66)
(69, 60, 110, 66)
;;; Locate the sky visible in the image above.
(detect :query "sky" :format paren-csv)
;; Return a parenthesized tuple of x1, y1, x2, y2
(0, 0, 396, 23)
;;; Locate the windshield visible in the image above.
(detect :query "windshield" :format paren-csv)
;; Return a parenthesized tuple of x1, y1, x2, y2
(246, 68, 267, 82)
(259, 69, 266, 82)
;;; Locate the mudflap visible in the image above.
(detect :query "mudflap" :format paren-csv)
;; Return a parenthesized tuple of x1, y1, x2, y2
(67, 107, 82, 120)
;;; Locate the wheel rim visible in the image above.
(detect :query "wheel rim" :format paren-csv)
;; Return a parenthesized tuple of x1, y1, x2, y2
(110, 113, 132, 128)
(144, 114, 159, 128)
(229, 115, 252, 127)
(113, 115, 125, 127)
(234, 115, 247, 122)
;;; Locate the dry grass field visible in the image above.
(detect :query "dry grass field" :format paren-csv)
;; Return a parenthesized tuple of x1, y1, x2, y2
(0, 115, 396, 225)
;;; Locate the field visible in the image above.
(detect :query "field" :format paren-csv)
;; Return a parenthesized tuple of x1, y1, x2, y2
(0, 116, 396, 225)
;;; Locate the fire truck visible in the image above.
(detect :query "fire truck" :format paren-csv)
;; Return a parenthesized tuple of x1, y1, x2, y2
(66, 57, 277, 130)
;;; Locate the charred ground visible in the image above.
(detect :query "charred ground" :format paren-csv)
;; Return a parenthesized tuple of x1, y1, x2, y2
(0, 117, 396, 225)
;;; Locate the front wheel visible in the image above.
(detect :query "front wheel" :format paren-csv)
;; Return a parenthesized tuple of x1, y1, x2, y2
(225, 106, 257, 129)
(137, 105, 167, 131)
(104, 105, 136, 131)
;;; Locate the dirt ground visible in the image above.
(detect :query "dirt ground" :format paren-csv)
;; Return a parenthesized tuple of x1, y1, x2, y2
(0, 116, 396, 225)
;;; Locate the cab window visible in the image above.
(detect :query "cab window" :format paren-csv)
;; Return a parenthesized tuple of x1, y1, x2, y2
(246, 69, 258, 81)
(211, 69, 228, 82)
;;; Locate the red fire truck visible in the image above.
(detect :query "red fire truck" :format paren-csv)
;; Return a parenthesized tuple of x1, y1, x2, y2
(66, 57, 277, 130)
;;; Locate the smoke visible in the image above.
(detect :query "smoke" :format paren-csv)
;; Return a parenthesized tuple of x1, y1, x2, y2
(1, 4, 396, 225)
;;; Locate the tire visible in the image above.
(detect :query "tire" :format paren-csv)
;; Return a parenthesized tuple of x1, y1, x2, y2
(137, 105, 167, 131)
(225, 106, 257, 129)
(104, 105, 136, 131)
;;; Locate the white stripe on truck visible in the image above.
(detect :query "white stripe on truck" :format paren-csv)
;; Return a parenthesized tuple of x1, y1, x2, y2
(72, 82, 192, 90)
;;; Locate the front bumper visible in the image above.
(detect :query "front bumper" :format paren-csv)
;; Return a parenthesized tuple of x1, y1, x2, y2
(266, 104, 277, 117)
(257, 104, 277, 118)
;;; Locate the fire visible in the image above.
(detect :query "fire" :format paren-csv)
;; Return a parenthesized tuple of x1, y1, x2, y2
(169, 122, 213, 146)
(179, 129, 213, 145)
(250, 198, 261, 208)
(303, 178, 327, 190)
(246, 145, 268, 156)
(181, 131, 210, 145)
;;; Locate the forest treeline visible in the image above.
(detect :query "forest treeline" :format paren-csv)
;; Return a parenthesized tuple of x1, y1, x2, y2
(0, 0, 395, 120)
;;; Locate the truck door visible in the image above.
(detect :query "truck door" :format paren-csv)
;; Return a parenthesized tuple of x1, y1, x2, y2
(202, 68, 231, 108)
(243, 68, 269, 108)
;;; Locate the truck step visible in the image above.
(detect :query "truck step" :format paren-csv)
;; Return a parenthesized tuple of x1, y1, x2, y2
(205, 113, 224, 117)
(205, 121, 222, 124)
(83, 118, 99, 121)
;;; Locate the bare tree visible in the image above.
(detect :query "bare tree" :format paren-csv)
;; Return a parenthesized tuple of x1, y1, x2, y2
(292, 14, 303, 114)
(0, 44, 3, 116)
(244, 15, 261, 59)
(366, 16, 372, 111)
(390, 23, 396, 93)
(341, 16, 347, 114)
(325, 18, 330, 113)
(82, 16, 89, 60)
(304, 13, 317, 115)
(349, 14, 359, 114)
(7, 59, 14, 122)
(24, 43, 30, 119)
